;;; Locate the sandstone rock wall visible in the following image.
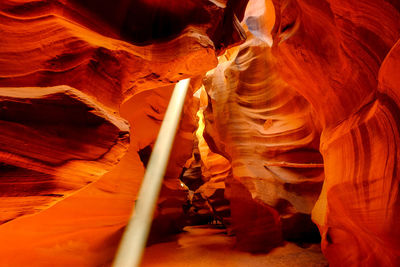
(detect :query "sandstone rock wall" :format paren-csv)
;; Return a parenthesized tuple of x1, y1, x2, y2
(270, 0, 400, 265)
(0, 0, 249, 265)
(203, 30, 324, 251)
(1, 0, 399, 266)
(201, 0, 400, 264)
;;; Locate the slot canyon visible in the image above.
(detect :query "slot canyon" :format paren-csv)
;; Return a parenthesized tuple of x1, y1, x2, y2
(0, 0, 399, 266)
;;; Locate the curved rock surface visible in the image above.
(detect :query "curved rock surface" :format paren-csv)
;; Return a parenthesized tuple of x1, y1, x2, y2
(270, 0, 400, 265)
(121, 82, 199, 243)
(0, 0, 250, 266)
(0, 0, 221, 109)
(1, 0, 400, 266)
(203, 25, 323, 251)
(0, 82, 198, 266)
(185, 92, 233, 227)
(0, 85, 129, 224)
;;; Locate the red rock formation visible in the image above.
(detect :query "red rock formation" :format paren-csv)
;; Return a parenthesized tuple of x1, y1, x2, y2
(0, 132, 145, 266)
(0, 0, 250, 266)
(2, 0, 400, 266)
(270, 0, 400, 265)
(194, 145, 232, 227)
(0, 85, 129, 223)
(0, 82, 197, 266)
(121, 83, 199, 243)
(0, 0, 220, 109)
(188, 93, 233, 227)
(203, 23, 323, 251)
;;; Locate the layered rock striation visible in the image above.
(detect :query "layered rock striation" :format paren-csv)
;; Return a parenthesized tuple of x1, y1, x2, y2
(0, 85, 129, 223)
(1, 0, 399, 266)
(270, 0, 400, 265)
(203, 28, 324, 251)
(0, 0, 250, 266)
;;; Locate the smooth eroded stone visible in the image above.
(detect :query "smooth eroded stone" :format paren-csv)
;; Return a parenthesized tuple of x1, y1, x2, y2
(0, 85, 129, 223)
(203, 25, 323, 250)
(271, 0, 400, 265)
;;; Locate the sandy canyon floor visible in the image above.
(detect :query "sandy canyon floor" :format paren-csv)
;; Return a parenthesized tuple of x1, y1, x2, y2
(142, 225, 328, 267)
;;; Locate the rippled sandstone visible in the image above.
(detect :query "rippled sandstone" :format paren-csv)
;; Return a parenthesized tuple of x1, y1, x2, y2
(203, 29, 324, 251)
(270, 0, 400, 265)
(0, 0, 399, 266)
(0, 0, 249, 266)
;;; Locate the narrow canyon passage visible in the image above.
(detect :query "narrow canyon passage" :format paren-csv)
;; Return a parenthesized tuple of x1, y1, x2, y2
(0, 0, 399, 266)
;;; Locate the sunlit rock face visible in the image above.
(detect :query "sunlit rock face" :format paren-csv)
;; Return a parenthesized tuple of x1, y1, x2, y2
(270, 0, 400, 265)
(121, 82, 199, 243)
(0, 0, 249, 266)
(1, 0, 399, 266)
(203, 25, 324, 252)
(182, 91, 233, 227)
(0, 82, 199, 266)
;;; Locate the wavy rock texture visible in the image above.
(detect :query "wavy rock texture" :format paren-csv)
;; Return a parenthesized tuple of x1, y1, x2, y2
(270, 0, 400, 265)
(0, 85, 129, 224)
(0, 0, 250, 266)
(194, 137, 232, 227)
(2, 0, 399, 266)
(203, 24, 324, 251)
(0, 0, 221, 109)
(185, 94, 233, 226)
(121, 83, 199, 243)
(68, 0, 249, 52)
(0, 82, 198, 266)
(0, 0, 228, 226)
(0, 107, 144, 267)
